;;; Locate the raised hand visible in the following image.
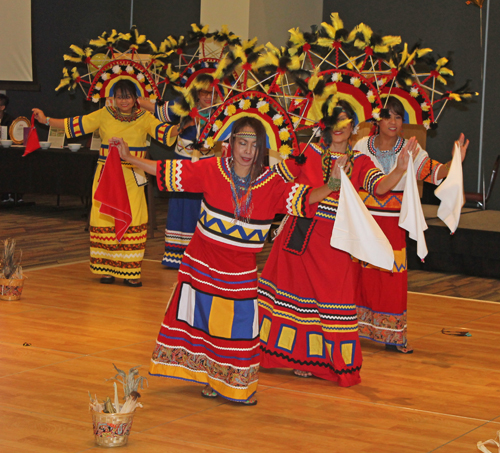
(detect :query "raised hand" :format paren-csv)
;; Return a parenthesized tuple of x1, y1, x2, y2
(456, 133, 469, 162)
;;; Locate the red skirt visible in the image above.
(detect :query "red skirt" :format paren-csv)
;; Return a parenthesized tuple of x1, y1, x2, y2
(258, 216, 362, 387)
(150, 232, 260, 402)
(355, 215, 408, 346)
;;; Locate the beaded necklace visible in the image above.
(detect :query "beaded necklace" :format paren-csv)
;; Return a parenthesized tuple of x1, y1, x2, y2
(109, 106, 140, 123)
(229, 163, 253, 222)
(369, 136, 403, 174)
(321, 143, 354, 183)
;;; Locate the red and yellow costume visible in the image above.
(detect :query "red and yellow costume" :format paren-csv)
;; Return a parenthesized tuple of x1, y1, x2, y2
(258, 143, 385, 387)
(65, 107, 169, 279)
(149, 157, 316, 402)
(354, 135, 443, 346)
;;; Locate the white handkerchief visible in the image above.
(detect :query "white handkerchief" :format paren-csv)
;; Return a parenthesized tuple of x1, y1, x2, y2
(331, 167, 394, 271)
(399, 156, 428, 260)
(434, 143, 464, 233)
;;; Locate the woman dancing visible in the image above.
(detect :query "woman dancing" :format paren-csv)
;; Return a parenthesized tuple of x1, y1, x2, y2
(353, 96, 468, 353)
(258, 100, 414, 386)
(114, 116, 336, 405)
(139, 75, 217, 269)
(33, 79, 170, 287)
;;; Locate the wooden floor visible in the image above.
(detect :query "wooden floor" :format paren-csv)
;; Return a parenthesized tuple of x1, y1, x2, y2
(1, 195, 500, 452)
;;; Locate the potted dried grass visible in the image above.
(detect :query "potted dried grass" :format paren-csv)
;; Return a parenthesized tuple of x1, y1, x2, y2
(89, 364, 148, 448)
(0, 238, 26, 301)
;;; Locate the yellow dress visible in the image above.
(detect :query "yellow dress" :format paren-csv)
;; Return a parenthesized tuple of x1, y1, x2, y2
(65, 107, 169, 279)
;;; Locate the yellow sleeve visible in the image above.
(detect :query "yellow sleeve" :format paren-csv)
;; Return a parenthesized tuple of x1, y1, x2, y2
(64, 108, 103, 138)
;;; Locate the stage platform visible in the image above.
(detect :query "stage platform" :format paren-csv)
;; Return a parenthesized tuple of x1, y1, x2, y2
(1, 260, 500, 452)
(407, 205, 500, 279)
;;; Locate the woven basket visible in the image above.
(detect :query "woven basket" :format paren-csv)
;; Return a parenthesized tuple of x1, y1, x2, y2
(0, 277, 26, 301)
(91, 410, 135, 447)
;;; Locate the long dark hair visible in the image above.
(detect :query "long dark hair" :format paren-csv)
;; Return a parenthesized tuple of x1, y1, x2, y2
(321, 99, 355, 149)
(230, 116, 267, 182)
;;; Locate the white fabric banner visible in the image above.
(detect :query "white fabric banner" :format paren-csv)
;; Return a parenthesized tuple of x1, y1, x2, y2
(435, 143, 464, 233)
(331, 167, 394, 271)
(399, 156, 428, 260)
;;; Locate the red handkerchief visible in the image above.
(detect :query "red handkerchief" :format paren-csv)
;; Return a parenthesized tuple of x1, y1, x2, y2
(94, 144, 132, 241)
(22, 114, 41, 157)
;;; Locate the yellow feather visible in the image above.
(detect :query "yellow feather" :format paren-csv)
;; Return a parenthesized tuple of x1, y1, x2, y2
(147, 40, 158, 53)
(380, 35, 401, 48)
(118, 32, 131, 41)
(333, 118, 352, 131)
(437, 75, 447, 85)
(330, 12, 344, 31)
(288, 55, 303, 71)
(307, 70, 320, 91)
(55, 78, 70, 91)
(254, 51, 279, 70)
(69, 45, 85, 57)
(399, 43, 409, 67)
(320, 22, 337, 39)
(242, 37, 258, 50)
(191, 23, 201, 33)
(435, 57, 448, 69)
(213, 55, 231, 80)
(416, 48, 432, 58)
(448, 93, 461, 102)
(288, 28, 305, 47)
(439, 67, 454, 77)
(63, 55, 83, 63)
(89, 37, 107, 47)
(316, 37, 334, 48)
(357, 23, 373, 43)
(202, 24, 210, 34)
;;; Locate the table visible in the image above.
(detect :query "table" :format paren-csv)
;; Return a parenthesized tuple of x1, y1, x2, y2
(0, 146, 99, 196)
(0, 145, 158, 237)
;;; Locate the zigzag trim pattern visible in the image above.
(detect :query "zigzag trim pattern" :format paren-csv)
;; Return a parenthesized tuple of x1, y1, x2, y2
(160, 327, 261, 352)
(258, 278, 357, 310)
(260, 346, 362, 375)
(90, 266, 140, 276)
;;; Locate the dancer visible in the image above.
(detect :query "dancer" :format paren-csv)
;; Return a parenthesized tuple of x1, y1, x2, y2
(114, 116, 340, 404)
(353, 96, 468, 353)
(258, 100, 414, 386)
(139, 75, 217, 269)
(33, 79, 170, 287)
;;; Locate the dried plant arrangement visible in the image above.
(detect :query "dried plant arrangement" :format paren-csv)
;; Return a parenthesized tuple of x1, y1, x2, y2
(0, 238, 23, 280)
(89, 364, 148, 414)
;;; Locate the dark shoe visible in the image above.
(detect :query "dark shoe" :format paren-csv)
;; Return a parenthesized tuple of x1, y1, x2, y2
(100, 276, 115, 284)
(123, 279, 142, 287)
(385, 343, 414, 354)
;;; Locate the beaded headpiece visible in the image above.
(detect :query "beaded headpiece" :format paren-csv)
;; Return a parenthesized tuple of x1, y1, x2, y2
(233, 131, 257, 139)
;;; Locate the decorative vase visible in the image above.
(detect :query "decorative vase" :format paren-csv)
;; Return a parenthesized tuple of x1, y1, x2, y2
(0, 276, 26, 301)
(91, 410, 136, 448)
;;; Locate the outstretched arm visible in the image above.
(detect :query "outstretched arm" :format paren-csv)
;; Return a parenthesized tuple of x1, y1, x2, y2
(436, 133, 469, 180)
(32, 108, 65, 129)
(113, 137, 157, 175)
(375, 136, 417, 195)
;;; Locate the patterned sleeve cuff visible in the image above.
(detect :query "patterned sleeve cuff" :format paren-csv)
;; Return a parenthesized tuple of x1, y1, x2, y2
(363, 167, 385, 195)
(64, 116, 84, 138)
(156, 159, 184, 192)
(155, 103, 172, 123)
(274, 160, 296, 182)
(285, 183, 315, 217)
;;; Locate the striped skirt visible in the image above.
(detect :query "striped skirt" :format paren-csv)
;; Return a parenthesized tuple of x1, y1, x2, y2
(89, 162, 148, 279)
(150, 232, 260, 402)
